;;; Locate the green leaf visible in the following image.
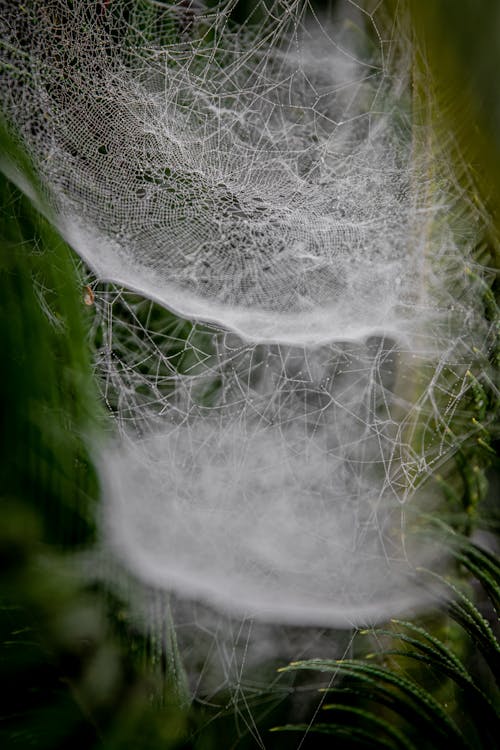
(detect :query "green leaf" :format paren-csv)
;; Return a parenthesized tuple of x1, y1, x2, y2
(281, 659, 471, 749)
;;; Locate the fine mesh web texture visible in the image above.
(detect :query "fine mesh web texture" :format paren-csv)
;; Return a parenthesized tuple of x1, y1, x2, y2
(0, 0, 496, 668)
(2, 0, 423, 344)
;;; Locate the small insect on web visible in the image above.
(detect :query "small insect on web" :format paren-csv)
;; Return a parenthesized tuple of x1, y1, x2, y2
(83, 284, 95, 305)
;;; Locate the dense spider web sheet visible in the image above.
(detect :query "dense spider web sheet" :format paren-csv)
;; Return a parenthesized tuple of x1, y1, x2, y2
(81, 275, 493, 713)
(0, 0, 497, 706)
(89, 281, 490, 625)
(1, 0, 424, 343)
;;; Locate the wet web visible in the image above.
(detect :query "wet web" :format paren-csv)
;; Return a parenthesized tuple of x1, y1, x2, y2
(1, 0, 497, 734)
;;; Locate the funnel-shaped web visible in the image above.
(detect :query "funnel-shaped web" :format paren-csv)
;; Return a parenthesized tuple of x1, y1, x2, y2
(0, 0, 496, 690)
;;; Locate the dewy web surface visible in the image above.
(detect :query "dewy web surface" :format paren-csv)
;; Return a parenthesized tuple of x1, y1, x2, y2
(1, 0, 423, 343)
(0, 0, 495, 659)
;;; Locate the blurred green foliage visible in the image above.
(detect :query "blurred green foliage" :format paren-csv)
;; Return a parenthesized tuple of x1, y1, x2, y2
(278, 532, 500, 748)
(0, 125, 191, 749)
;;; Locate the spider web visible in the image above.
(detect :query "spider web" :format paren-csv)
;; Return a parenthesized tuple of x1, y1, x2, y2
(0, 0, 497, 725)
(1, 0, 425, 344)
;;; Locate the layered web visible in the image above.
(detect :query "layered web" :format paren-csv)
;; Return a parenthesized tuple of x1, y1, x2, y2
(0, 0, 497, 708)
